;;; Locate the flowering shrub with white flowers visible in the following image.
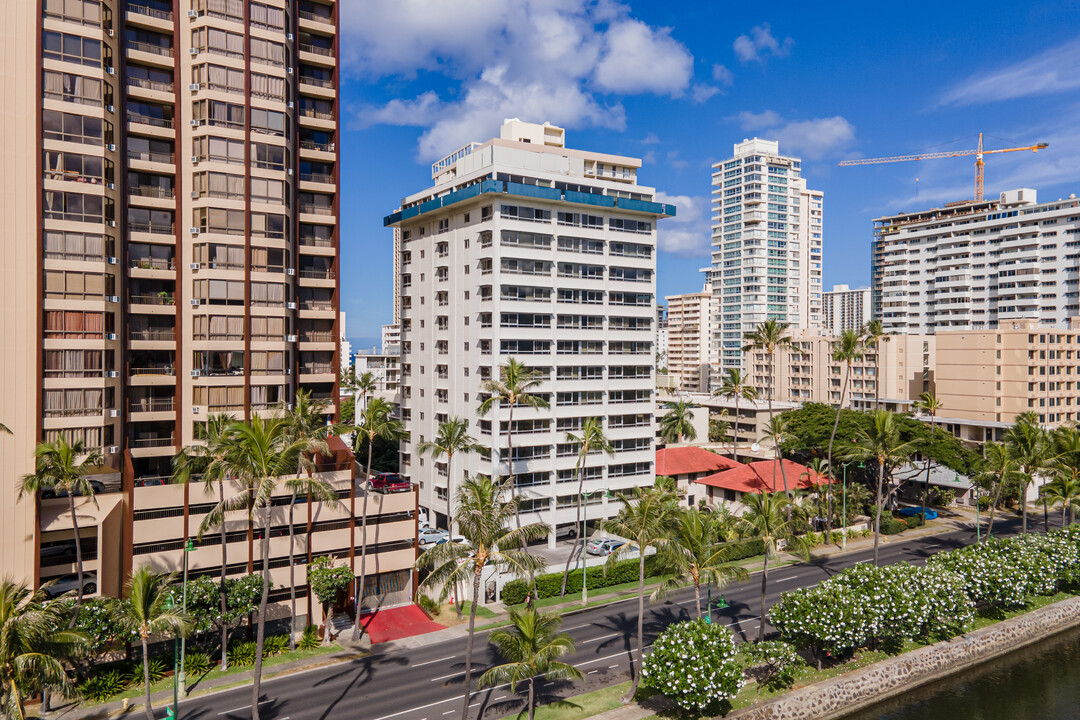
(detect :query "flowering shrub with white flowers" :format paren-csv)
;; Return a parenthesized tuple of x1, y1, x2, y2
(641, 619, 744, 712)
(743, 640, 804, 690)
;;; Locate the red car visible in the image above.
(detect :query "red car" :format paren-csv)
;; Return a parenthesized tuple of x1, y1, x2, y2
(370, 472, 411, 493)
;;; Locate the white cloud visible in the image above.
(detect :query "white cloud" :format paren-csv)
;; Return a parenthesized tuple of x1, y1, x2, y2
(342, 1, 699, 160)
(727, 110, 856, 160)
(712, 64, 734, 86)
(642, 132, 661, 145)
(733, 22, 793, 64)
(593, 20, 694, 96)
(654, 191, 711, 258)
(939, 36, 1080, 107)
(691, 84, 721, 103)
(666, 150, 688, 170)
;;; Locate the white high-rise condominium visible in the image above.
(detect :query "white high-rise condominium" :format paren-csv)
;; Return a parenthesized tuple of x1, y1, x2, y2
(823, 284, 872, 334)
(709, 139, 823, 375)
(665, 286, 714, 393)
(383, 119, 675, 539)
(872, 188, 1080, 334)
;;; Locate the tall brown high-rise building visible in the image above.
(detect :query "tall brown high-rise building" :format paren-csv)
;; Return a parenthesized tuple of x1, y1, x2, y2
(1, 0, 414, 616)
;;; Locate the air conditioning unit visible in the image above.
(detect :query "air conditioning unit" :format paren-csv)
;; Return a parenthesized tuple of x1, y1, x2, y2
(190, 191, 199, 199)
(192, 406, 201, 414)
(191, 155, 199, 163)
(187, 9, 197, 17)
(189, 119, 199, 127)
(285, 403, 294, 410)
(189, 47, 198, 55)
(286, 267, 295, 276)
(108, 409, 120, 418)
(189, 262, 200, 270)
(284, 368, 291, 375)
(106, 105, 114, 113)
(286, 334, 298, 342)
(106, 333, 118, 340)
(107, 445, 119, 455)
(286, 101, 294, 109)
(107, 143, 116, 151)
(107, 256, 117, 265)
(190, 298, 200, 306)
(107, 295, 120, 303)
(287, 67, 294, 75)
(286, 301, 297, 309)
(286, 168, 293, 175)
(105, 66, 114, 75)
(190, 369, 201, 377)
(107, 371, 119, 378)
(108, 220, 116, 227)
(190, 227, 200, 234)
(106, 182, 115, 190)
(286, 33, 294, 40)
(188, 83, 200, 91)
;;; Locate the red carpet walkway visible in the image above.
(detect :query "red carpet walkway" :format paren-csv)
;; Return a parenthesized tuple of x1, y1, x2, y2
(359, 604, 446, 644)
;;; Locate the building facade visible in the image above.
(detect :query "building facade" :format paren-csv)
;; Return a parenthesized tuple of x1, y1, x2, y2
(872, 188, 1080, 334)
(1, 0, 414, 616)
(709, 138, 823, 372)
(823, 284, 871, 334)
(384, 119, 674, 539)
(664, 285, 713, 393)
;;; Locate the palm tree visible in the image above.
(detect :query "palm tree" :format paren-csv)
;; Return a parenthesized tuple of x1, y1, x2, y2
(1040, 475, 1080, 528)
(477, 359, 549, 510)
(736, 491, 810, 641)
(762, 413, 793, 500)
(0, 579, 86, 720)
(800, 457, 832, 537)
(352, 397, 408, 641)
(1051, 426, 1080, 526)
(203, 415, 313, 720)
(980, 441, 1016, 539)
(826, 330, 864, 541)
(341, 366, 377, 414)
(479, 608, 582, 720)
(603, 486, 677, 702)
(114, 567, 189, 720)
(742, 318, 792, 429)
(416, 476, 549, 720)
(653, 507, 749, 619)
(842, 410, 916, 564)
(559, 418, 614, 597)
(417, 417, 481, 537)
(280, 391, 342, 650)
(714, 368, 757, 463)
(172, 413, 235, 669)
(659, 400, 697, 445)
(18, 437, 103, 621)
(862, 319, 889, 410)
(1005, 415, 1051, 534)
(914, 391, 944, 518)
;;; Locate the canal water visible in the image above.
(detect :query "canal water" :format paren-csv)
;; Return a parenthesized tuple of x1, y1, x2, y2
(842, 624, 1080, 720)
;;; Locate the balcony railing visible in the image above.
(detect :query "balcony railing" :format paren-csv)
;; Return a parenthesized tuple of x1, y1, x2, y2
(300, 108, 334, 121)
(129, 329, 175, 341)
(301, 331, 334, 342)
(301, 363, 333, 375)
(299, 204, 333, 215)
(130, 294, 176, 306)
(128, 222, 174, 235)
(130, 399, 174, 413)
(129, 366, 175, 376)
(300, 236, 333, 248)
(127, 40, 173, 57)
(299, 269, 335, 279)
(127, 113, 173, 128)
(129, 185, 175, 199)
(300, 300, 333, 311)
(132, 436, 174, 448)
(299, 172, 333, 184)
(127, 77, 174, 93)
(130, 257, 174, 270)
(128, 149, 174, 164)
(299, 43, 333, 57)
(299, 76, 334, 89)
(127, 4, 173, 21)
(300, 140, 334, 152)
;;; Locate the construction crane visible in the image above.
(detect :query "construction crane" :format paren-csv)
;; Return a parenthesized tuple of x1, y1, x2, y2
(838, 133, 1049, 202)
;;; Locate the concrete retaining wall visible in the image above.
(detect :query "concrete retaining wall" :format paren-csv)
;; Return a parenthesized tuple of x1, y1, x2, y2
(731, 595, 1080, 720)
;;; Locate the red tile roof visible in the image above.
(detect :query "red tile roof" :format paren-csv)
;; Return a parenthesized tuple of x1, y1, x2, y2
(695, 459, 834, 494)
(656, 446, 740, 477)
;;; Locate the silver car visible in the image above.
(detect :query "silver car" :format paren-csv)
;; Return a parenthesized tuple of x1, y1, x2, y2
(43, 572, 97, 597)
(418, 527, 449, 546)
(586, 538, 625, 556)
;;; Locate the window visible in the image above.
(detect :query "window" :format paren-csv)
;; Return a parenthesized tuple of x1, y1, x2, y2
(43, 110, 105, 145)
(501, 230, 552, 249)
(43, 31, 102, 66)
(609, 218, 652, 234)
(609, 241, 652, 258)
(192, 171, 244, 200)
(557, 212, 603, 228)
(250, 73, 286, 101)
(557, 236, 604, 254)
(44, 270, 110, 300)
(192, 26, 244, 58)
(43, 0, 102, 26)
(251, 108, 286, 136)
(193, 136, 244, 164)
(194, 279, 245, 306)
(43, 70, 104, 106)
(44, 349, 108, 378)
(252, 143, 287, 170)
(44, 231, 111, 261)
(43, 150, 109, 184)
(45, 310, 108, 339)
(249, 1, 285, 30)
(43, 191, 111, 224)
(500, 205, 551, 223)
(250, 38, 286, 67)
(193, 64, 244, 94)
(250, 177, 285, 204)
(500, 285, 551, 302)
(194, 207, 245, 235)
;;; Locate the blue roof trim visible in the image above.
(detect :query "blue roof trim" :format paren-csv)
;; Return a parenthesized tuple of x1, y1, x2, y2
(383, 180, 677, 226)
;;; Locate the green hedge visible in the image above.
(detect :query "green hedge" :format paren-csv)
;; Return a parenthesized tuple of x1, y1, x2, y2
(502, 539, 765, 605)
(881, 517, 907, 535)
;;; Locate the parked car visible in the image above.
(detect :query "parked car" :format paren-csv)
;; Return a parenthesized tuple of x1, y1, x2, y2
(41, 480, 105, 499)
(43, 572, 97, 598)
(418, 527, 449, 546)
(586, 538, 625, 556)
(370, 472, 411, 493)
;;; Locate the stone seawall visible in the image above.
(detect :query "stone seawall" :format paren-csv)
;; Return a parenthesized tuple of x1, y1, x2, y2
(730, 595, 1080, 720)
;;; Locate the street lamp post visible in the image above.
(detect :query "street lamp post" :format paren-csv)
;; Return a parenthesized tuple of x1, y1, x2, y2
(842, 463, 848, 549)
(178, 538, 192, 698)
(581, 490, 594, 606)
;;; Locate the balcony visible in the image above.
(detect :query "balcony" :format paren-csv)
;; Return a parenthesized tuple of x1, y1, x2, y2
(127, 149, 174, 165)
(129, 328, 175, 342)
(300, 362, 333, 375)
(299, 76, 335, 90)
(300, 139, 334, 153)
(127, 4, 173, 21)
(128, 222, 174, 235)
(126, 40, 174, 61)
(132, 435, 174, 448)
(299, 203, 333, 216)
(129, 399, 174, 413)
(129, 365, 175, 377)
(129, 293, 176, 307)
(129, 185, 175, 200)
(301, 330, 334, 342)
(300, 299, 333, 311)
(127, 112, 173, 129)
(299, 172, 334, 184)
(299, 43, 333, 57)
(299, 268, 335, 280)
(130, 257, 174, 271)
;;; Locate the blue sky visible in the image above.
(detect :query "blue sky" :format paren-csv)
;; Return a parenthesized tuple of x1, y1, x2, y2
(338, 1, 1080, 344)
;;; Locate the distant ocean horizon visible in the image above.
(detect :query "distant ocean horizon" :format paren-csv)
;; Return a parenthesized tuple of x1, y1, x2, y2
(348, 337, 383, 355)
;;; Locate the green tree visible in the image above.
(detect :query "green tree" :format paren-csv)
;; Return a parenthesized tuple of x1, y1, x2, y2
(338, 396, 355, 425)
(416, 476, 549, 720)
(1050, 425, 1080, 526)
(307, 557, 353, 644)
(735, 491, 810, 641)
(603, 487, 677, 701)
(477, 359, 550, 518)
(417, 417, 482, 537)
(714, 368, 757, 463)
(762, 413, 793, 501)
(653, 507, 749, 619)
(183, 575, 261, 652)
(114, 568, 189, 720)
(862, 319, 890, 410)
(827, 330, 864, 541)
(172, 413, 237, 669)
(659, 400, 697, 445)
(340, 366, 376, 413)
(842, 410, 916, 564)
(0, 579, 87, 720)
(559, 418, 613, 597)
(478, 608, 582, 720)
(914, 391, 944, 517)
(979, 441, 1016, 539)
(280, 390, 342, 650)
(202, 415, 313, 720)
(18, 437, 103, 621)
(352, 397, 408, 641)
(1005, 414, 1052, 534)
(742, 318, 792, 430)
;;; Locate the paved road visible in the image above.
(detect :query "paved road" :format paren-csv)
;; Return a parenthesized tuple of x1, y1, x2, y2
(167, 515, 1050, 720)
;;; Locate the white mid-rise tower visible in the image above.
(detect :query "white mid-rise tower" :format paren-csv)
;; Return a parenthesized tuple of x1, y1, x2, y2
(384, 120, 675, 539)
(709, 139, 823, 375)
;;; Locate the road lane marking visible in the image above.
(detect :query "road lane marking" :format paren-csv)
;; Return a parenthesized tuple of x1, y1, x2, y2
(217, 700, 272, 715)
(412, 655, 456, 668)
(580, 632, 619, 644)
(587, 670, 598, 674)
(608, 665, 619, 669)
(443, 711, 454, 715)
(431, 670, 464, 682)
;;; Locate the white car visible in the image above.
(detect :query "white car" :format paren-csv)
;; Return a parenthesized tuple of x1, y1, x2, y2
(418, 528, 449, 546)
(44, 572, 97, 597)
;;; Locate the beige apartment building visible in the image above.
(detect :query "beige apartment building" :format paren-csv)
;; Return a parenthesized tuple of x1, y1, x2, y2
(0, 0, 415, 618)
(936, 318, 1080, 428)
(746, 329, 935, 410)
(665, 285, 713, 394)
